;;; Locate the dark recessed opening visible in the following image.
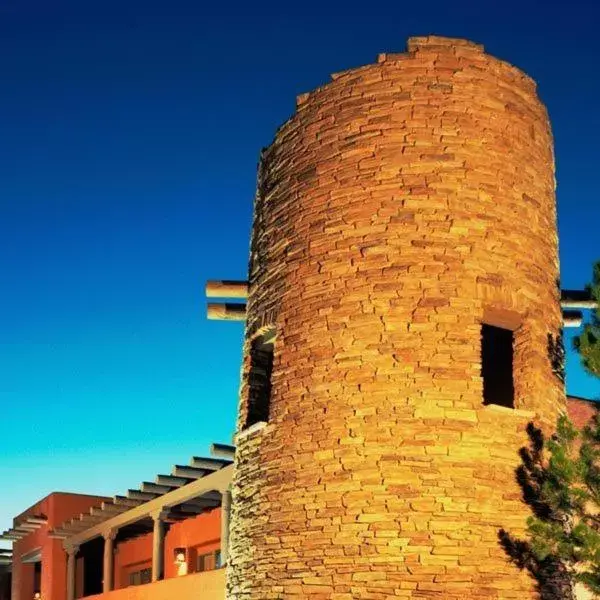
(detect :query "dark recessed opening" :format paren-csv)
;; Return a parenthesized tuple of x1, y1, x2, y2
(82, 537, 104, 596)
(481, 324, 515, 409)
(33, 562, 41, 595)
(244, 329, 275, 429)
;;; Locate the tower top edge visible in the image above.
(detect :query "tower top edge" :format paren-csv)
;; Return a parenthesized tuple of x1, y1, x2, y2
(406, 35, 485, 52)
(298, 34, 537, 109)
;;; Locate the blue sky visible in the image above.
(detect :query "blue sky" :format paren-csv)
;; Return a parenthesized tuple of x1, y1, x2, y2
(1, 0, 599, 540)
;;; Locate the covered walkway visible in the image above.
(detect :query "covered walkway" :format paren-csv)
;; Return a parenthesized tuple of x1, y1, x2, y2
(48, 444, 233, 600)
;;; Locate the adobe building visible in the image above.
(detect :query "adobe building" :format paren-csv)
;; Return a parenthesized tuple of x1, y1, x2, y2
(1, 445, 233, 600)
(204, 36, 600, 599)
(6, 493, 108, 600)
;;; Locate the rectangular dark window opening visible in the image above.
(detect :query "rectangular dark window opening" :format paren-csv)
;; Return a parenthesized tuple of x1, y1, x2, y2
(197, 552, 218, 572)
(244, 329, 275, 429)
(128, 567, 151, 587)
(33, 561, 41, 594)
(481, 324, 515, 409)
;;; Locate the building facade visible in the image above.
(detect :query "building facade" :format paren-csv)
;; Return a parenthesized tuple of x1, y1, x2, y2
(1, 447, 232, 600)
(5, 493, 108, 600)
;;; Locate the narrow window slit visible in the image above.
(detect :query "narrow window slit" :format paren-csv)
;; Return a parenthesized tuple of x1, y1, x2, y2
(245, 328, 275, 429)
(481, 323, 515, 409)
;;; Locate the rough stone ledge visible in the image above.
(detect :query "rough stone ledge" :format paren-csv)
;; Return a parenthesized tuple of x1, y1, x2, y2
(234, 420, 268, 444)
(482, 404, 536, 419)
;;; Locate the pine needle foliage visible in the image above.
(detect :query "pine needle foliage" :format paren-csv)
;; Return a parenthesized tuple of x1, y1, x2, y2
(503, 414, 600, 598)
(573, 261, 600, 378)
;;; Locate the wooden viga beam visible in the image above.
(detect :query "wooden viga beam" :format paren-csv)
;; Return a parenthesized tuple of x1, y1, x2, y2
(561, 289, 598, 310)
(205, 280, 248, 299)
(206, 280, 248, 322)
(563, 310, 583, 328)
(207, 302, 246, 321)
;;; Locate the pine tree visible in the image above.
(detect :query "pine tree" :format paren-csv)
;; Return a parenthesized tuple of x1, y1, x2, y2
(501, 414, 600, 598)
(502, 261, 600, 597)
(573, 261, 600, 378)
(531, 414, 600, 592)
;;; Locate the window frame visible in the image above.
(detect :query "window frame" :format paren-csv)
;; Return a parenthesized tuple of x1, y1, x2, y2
(128, 567, 152, 587)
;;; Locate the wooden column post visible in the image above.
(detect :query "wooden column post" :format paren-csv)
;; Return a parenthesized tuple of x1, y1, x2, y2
(103, 529, 117, 593)
(151, 511, 167, 582)
(220, 488, 232, 566)
(66, 545, 79, 600)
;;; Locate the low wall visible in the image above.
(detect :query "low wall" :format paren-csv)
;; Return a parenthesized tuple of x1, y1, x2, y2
(84, 569, 225, 600)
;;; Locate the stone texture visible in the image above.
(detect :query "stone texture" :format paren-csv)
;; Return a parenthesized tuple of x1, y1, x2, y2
(226, 36, 565, 599)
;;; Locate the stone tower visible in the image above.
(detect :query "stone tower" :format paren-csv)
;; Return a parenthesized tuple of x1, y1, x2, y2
(226, 36, 564, 599)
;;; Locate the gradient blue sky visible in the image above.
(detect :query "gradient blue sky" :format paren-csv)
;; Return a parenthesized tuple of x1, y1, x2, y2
(1, 0, 599, 541)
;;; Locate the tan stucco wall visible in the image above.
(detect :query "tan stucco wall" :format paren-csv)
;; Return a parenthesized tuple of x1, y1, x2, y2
(85, 569, 225, 600)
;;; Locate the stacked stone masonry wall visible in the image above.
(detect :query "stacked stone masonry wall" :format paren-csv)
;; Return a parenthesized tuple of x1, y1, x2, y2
(227, 36, 565, 599)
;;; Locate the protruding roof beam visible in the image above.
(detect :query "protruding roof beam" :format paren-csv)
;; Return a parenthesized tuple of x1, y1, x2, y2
(0, 532, 22, 540)
(127, 489, 159, 502)
(24, 516, 47, 525)
(207, 302, 246, 321)
(155, 475, 192, 488)
(205, 280, 248, 299)
(80, 514, 112, 525)
(61, 522, 95, 534)
(102, 502, 122, 512)
(561, 289, 598, 310)
(172, 465, 210, 479)
(187, 490, 222, 503)
(12, 528, 35, 536)
(563, 310, 584, 328)
(113, 496, 144, 508)
(62, 519, 81, 531)
(140, 482, 172, 495)
(90, 504, 126, 517)
(61, 515, 106, 533)
(172, 495, 220, 509)
(18, 516, 47, 529)
(14, 523, 38, 531)
(210, 443, 236, 460)
(190, 457, 231, 470)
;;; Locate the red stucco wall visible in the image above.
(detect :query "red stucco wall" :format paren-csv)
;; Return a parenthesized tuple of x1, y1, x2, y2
(85, 569, 225, 600)
(566, 396, 598, 429)
(11, 493, 108, 600)
(113, 508, 221, 589)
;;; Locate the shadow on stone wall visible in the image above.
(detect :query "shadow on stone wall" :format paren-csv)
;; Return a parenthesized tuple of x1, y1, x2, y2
(498, 423, 575, 600)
